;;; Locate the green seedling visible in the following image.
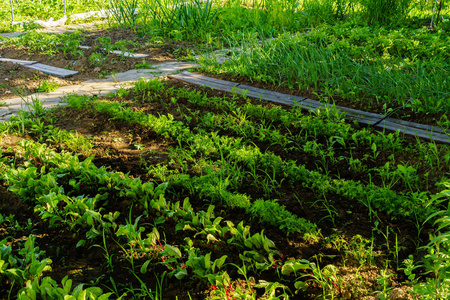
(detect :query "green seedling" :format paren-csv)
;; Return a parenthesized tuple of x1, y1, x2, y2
(38, 80, 59, 93)
(134, 59, 153, 69)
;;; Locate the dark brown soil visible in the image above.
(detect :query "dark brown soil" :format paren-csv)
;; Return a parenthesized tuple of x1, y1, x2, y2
(0, 77, 433, 299)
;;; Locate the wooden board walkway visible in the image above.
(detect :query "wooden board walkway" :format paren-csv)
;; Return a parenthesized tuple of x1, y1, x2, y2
(26, 63, 78, 78)
(169, 71, 450, 144)
(0, 58, 37, 65)
(0, 58, 78, 78)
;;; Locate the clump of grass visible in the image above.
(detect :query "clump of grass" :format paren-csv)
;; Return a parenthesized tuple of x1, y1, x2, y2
(105, 0, 140, 29)
(201, 31, 450, 114)
(38, 80, 59, 93)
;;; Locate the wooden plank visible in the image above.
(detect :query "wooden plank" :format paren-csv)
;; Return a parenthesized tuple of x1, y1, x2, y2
(292, 99, 383, 124)
(335, 107, 383, 124)
(174, 72, 306, 104)
(169, 73, 206, 86)
(259, 93, 300, 105)
(180, 71, 240, 88)
(25, 63, 78, 78)
(346, 115, 382, 125)
(198, 80, 238, 92)
(334, 105, 385, 119)
(169, 71, 449, 144)
(298, 98, 324, 109)
(240, 90, 266, 100)
(303, 102, 383, 124)
(78, 46, 149, 58)
(110, 50, 148, 58)
(0, 58, 37, 65)
(234, 84, 267, 96)
(170, 73, 237, 92)
(237, 84, 306, 104)
(173, 72, 300, 105)
(384, 117, 447, 134)
(170, 73, 235, 89)
(376, 120, 450, 144)
(294, 98, 325, 112)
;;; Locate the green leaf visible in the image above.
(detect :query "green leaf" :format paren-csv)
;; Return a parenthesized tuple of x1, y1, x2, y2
(165, 244, 182, 258)
(6, 267, 25, 279)
(62, 276, 72, 293)
(98, 293, 113, 300)
(76, 240, 86, 248)
(183, 224, 194, 231)
(206, 234, 219, 243)
(204, 253, 211, 270)
(86, 215, 93, 226)
(254, 280, 270, 288)
(294, 281, 308, 291)
(281, 261, 311, 275)
(371, 142, 377, 153)
(155, 215, 166, 225)
(212, 255, 227, 273)
(18, 289, 37, 300)
(86, 287, 103, 296)
(32, 259, 52, 277)
(72, 283, 84, 296)
(174, 268, 188, 280)
(255, 262, 268, 270)
(86, 228, 100, 240)
(140, 260, 151, 274)
(76, 290, 87, 300)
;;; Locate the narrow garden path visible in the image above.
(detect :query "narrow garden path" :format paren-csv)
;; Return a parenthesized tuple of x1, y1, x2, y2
(0, 61, 198, 122)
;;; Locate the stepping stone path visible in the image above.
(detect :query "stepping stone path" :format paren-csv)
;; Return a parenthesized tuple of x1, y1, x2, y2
(0, 61, 199, 122)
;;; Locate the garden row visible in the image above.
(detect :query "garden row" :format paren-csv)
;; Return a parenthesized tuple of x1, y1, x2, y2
(1, 77, 449, 298)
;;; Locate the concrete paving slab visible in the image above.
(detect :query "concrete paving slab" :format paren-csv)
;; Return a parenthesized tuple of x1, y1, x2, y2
(0, 110, 12, 117)
(1, 114, 13, 122)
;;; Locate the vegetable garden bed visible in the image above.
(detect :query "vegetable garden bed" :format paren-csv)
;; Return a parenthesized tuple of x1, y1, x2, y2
(1, 77, 449, 299)
(1, 0, 450, 298)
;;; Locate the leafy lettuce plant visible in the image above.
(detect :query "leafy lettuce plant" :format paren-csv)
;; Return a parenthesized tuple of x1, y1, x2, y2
(412, 185, 450, 299)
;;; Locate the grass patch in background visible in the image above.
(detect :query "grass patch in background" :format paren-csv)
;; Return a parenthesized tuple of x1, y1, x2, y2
(200, 25, 450, 114)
